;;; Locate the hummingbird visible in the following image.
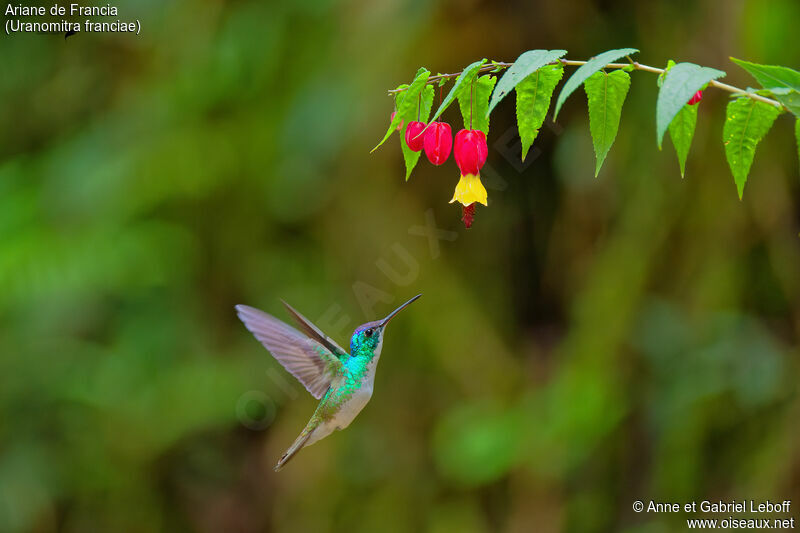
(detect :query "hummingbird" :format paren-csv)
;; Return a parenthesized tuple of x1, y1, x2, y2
(235, 294, 421, 471)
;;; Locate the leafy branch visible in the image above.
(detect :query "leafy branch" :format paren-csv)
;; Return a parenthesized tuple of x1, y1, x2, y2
(375, 48, 800, 227)
(388, 57, 785, 110)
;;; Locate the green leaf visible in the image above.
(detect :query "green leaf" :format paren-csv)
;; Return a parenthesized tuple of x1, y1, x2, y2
(584, 70, 631, 176)
(554, 48, 638, 119)
(486, 49, 567, 117)
(656, 62, 725, 148)
(756, 87, 794, 96)
(722, 97, 781, 198)
(667, 104, 698, 177)
(401, 84, 434, 180)
(515, 64, 564, 161)
(657, 59, 676, 87)
(731, 58, 800, 116)
(427, 59, 487, 127)
(372, 68, 430, 152)
(457, 75, 496, 134)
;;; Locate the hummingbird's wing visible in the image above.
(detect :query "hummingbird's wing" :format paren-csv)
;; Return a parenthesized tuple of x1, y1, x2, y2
(236, 305, 344, 399)
(280, 300, 347, 359)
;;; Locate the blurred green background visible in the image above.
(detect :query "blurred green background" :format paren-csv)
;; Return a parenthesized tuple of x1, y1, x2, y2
(1, 0, 800, 531)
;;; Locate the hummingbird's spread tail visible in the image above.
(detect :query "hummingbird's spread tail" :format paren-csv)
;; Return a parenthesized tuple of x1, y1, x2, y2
(274, 426, 315, 471)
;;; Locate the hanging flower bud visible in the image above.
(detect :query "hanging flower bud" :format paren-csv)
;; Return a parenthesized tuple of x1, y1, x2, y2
(391, 111, 403, 131)
(423, 122, 452, 165)
(687, 90, 703, 105)
(450, 128, 488, 212)
(454, 129, 488, 175)
(405, 121, 426, 152)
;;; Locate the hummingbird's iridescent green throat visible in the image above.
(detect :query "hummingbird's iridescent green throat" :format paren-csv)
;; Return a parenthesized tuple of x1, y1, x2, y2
(235, 294, 421, 471)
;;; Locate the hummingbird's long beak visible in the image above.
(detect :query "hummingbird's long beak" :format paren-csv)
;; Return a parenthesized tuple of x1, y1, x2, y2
(379, 294, 421, 327)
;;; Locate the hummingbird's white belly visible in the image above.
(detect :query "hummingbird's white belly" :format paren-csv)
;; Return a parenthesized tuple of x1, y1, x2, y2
(305, 354, 381, 447)
(306, 386, 373, 445)
(335, 386, 373, 428)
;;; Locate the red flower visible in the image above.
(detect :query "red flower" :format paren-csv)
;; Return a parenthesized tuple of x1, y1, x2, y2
(687, 90, 703, 105)
(451, 128, 489, 209)
(404, 121, 426, 152)
(454, 129, 488, 175)
(423, 122, 452, 165)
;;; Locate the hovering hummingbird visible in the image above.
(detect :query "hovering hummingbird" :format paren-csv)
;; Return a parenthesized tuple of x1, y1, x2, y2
(235, 294, 421, 471)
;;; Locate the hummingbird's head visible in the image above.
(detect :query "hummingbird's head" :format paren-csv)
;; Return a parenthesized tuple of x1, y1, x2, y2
(349, 294, 421, 357)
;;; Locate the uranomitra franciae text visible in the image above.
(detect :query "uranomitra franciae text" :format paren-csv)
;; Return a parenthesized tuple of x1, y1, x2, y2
(5, 3, 138, 34)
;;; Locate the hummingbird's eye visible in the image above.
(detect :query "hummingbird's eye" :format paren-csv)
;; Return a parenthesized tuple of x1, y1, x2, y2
(365, 329, 373, 337)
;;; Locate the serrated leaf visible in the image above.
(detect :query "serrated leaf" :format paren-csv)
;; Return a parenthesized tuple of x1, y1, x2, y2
(656, 62, 725, 148)
(372, 68, 430, 152)
(554, 48, 638, 119)
(667, 104, 698, 177)
(427, 59, 487, 127)
(401, 84, 434, 180)
(722, 97, 781, 198)
(457, 75, 496, 134)
(584, 70, 631, 176)
(486, 49, 568, 117)
(731, 58, 800, 116)
(516, 64, 564, 161)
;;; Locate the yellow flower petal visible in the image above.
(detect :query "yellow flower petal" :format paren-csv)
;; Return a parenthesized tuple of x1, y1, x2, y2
(449, 173, 488, 206)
